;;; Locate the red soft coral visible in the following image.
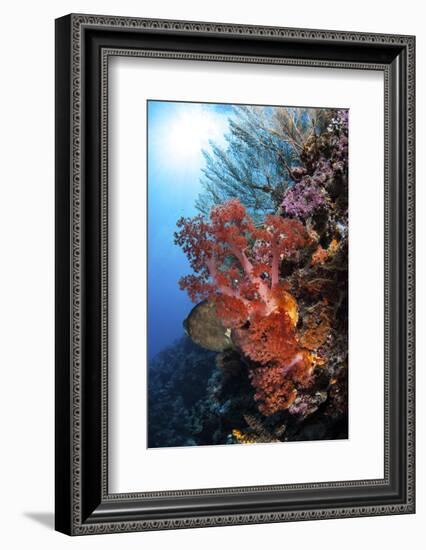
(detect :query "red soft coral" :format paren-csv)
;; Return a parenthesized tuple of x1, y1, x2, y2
(175, 200, 264, 317)
(175, 199, 306, 320)
(214, 295, 249, 330)
(255, 215, 307, 288)
(233, 309, 299, 367)
(175, 199, 312, 415)
(233, 308, 314, 415)
(250, 366, 297, 415)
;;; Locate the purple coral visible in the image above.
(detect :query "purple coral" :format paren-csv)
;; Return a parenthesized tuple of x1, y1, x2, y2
(328, 110, 349, 165)
(288, 391, 327, 419)
(281, 178, 326, 219)
(337, 109, 349, 130)
(282, 109, 348, 220)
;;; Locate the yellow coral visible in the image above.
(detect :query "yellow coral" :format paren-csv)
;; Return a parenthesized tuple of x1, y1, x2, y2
(231, 427, 281, 444)
(328, 238, 339, 256)
(278, 290, 299, 327)
(231, 429, 257, 444)
(307, 352, 326, 368)
(299, 316, 330, 350)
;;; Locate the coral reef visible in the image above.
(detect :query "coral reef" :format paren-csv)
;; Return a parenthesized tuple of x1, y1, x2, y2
(148, 336, 347, 447)
(149, 106, 348, 448)
(148, 337, 257, 447)
(175, 200, 317, 414)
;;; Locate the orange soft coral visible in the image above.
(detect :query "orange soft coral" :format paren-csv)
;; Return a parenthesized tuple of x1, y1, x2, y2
(311, 239, 340, 266)
(298, 306, 331, 351)
(311, 244, 328, 266)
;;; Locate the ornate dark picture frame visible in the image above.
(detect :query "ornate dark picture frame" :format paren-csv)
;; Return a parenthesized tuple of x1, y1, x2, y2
(55, 14, 415, 535)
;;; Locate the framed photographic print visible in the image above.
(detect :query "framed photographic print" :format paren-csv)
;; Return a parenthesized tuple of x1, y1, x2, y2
(55, 14, 415, 535)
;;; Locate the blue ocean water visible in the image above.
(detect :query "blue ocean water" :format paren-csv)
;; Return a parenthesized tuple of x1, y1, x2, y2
(147, 100, 231, 359)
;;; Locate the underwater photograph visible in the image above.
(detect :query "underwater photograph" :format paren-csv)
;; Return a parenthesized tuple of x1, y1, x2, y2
(147, 100, 349, 448)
